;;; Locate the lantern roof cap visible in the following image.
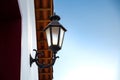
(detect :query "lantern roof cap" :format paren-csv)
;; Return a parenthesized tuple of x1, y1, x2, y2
(44, 20, 67, 31)
(50, 13, 60, 21)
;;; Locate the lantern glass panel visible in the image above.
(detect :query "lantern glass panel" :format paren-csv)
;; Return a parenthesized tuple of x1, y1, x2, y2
(46, 28, 51, 47)
(52, 27, 59, 45)
(59, 28, 65, 47)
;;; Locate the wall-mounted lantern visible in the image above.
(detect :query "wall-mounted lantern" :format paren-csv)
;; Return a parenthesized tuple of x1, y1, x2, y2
(30, 13, 67, 68)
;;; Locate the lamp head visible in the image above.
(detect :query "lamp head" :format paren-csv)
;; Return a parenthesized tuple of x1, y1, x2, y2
(44, 13, 67, 53)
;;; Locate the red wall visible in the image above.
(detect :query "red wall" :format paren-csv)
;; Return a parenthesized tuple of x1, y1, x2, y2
(0, 0, 21, 80)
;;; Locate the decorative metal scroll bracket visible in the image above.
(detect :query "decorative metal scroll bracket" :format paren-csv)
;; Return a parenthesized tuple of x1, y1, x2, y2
(30, 49, 59, 68)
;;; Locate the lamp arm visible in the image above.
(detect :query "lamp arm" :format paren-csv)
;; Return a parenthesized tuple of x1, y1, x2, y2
(30, 49, 59, 68)
(36, 53, 59, 68)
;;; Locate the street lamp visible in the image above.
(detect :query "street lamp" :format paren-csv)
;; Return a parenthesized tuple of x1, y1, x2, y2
(30, 13, 67, 68)
(44, 13, 67, 53)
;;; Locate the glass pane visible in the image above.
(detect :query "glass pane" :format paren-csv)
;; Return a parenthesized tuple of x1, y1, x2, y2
(46, 28, 51, 47)
(52, 27, 59, 45)
(59, 28, 65, 47)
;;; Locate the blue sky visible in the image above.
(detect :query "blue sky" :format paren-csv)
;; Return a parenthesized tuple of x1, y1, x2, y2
(53, 0, 120, 80)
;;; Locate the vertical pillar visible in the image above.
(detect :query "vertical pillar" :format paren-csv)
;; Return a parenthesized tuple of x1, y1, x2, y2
(34, 0, 54, 80)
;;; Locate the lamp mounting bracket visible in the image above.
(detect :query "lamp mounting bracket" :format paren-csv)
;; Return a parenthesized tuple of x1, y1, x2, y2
(30, 49, 59, 68)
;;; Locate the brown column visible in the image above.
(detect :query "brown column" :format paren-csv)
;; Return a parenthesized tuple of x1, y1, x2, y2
(34, 0, 54, 80)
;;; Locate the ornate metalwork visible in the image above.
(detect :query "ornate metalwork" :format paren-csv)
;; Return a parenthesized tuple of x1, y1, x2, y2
(30, 49, 59, 68)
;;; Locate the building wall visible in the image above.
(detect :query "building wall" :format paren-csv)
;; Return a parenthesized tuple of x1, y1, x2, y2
(18, 0, 38, 80)
(0, 0, 53, 80)
(0, 0, 21, 80)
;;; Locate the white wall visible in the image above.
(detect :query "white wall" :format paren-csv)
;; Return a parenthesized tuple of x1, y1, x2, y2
(18, 0, 38, 80)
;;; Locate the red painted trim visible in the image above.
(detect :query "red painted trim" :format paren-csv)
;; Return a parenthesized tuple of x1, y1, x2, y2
(0, 0, 21, 80)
